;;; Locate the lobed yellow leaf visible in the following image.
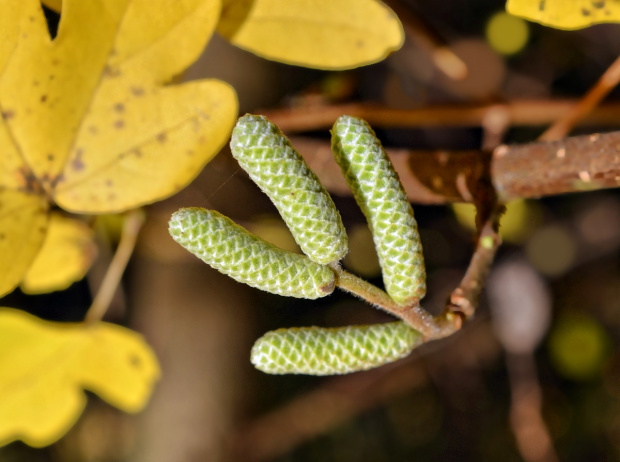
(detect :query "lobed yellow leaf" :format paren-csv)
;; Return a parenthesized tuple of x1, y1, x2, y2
(21, 213, 97, 294)
(0, 0, 237, 296)
(0, 308, 160, 448)
(506, 0, 620, 30)
(217, 0, 404, 70)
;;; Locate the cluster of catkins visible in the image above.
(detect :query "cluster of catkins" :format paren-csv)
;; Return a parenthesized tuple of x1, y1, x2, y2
(169, 114, 427, 375)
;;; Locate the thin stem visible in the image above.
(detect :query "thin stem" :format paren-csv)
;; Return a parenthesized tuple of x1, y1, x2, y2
(84, 209, 145, 324)
(333, 267, 400, 311)
(507, 352, 559, 462)
(540, 54, 620, 141)
(447, 204, 504, 320)
(332, 266, 458, 340)
(260, 100, 620, 133)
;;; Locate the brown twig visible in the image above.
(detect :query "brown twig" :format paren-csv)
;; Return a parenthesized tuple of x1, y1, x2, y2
(492, 132, 620, 201)
(259, 100, 620, 133)
(446, 205, 504, 322)
(84, 209, 144, 324)
(540, 55, 620, 141)
(507, 353, 559, 462)
(232, 360, 428, 462)
(291, 133, 620, 205)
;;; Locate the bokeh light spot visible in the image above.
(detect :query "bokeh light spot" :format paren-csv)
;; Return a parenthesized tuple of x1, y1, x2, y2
(486, 11, 529, 55)
(526, 226, 575, 276)
(548, 314, 611, 381)
(452, 199, 541, 244)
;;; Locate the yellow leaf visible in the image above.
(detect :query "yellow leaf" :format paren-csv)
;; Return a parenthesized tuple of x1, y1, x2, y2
(0, 0, 237, 295)
(506, 0, 620, 30)
(0, 308, 160, 448)
(40, 0, 62, 12)
(21, 213, 97, 294)
(217, 0, 404, 70)
(0, 191, 49, 296)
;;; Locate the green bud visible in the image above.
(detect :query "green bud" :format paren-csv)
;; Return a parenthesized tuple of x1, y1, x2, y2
(231, 114, 348, 265)
(251, 321, 423, 375)
(169, 208, 335, 299)
(331, 115, 426, 305)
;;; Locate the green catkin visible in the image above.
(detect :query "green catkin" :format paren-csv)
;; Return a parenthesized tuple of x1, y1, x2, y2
(169, 208, 335, 299)
(331, 115, 426, 305)
(251, 321, 423, 375)
(231, 114, 348, 265)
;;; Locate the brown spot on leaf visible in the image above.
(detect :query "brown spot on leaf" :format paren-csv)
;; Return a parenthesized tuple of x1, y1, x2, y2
(129, 354, 142, 368)
(105, 179, 113, 187)
(582, 7, 591, 15)
(39, 226, 46, 234)
(592, 1, 605, 8)
(0, 233, 5, 240)
(49, 74, 55, 80)
(72, 158, 85, 171)
(114, 119, 125, 129)
(32, 80, 39, 86)
(88, 125, 98, 134)
(40, 94, 48, 103)
(2, 110, 15, 120)
(186, 150, 194, 156)
(130, 86, 145, 97)
(17, 167, 42, 194)
(51, 58, 60, 66)
(157, 132, 167, 143)
(133, 149, 142, 157)
(47, 153, 54, 161)
(113, 103, 125, 113)
(103, 65, 121, 78)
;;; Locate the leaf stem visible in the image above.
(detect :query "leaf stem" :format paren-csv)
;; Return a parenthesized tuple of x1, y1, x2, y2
(331, 265, 459, 340)
(84, 209, 145, 324)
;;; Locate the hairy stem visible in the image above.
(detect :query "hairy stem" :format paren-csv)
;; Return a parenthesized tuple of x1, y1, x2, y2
(332, 266, 459, 340)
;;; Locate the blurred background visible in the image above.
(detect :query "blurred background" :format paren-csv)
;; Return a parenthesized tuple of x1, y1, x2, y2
(2, 0, 620, 461)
